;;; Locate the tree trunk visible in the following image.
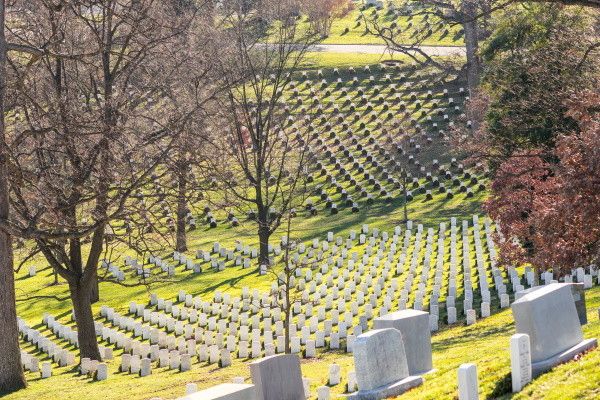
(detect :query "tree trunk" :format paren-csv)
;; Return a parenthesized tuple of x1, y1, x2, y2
(69, 281, 102, 361)
(401, 174, 409, 223)
(258, 221, 270, 268)
(89, 269, 99, 304)
(283, 305, 291, 354)
(0, 231, 26, 394)
(462, 0, 481, 97)
(403, 184, 409, 223)
(175, 169, 187, 253)
(0, 0, 27, 392)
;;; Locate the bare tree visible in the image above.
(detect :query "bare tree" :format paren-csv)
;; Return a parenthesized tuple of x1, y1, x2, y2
(207, 0, 320, 268)
(362, 0, 493, 96)
(272, 211, 312, 353)
(3, 0, 198, 362)
(303, 0, 355, 38)
(365, 0, 600, 98)
(257, 156, 315, 352)
(159, 7, 226, 253)
(0, 0, 26, 393)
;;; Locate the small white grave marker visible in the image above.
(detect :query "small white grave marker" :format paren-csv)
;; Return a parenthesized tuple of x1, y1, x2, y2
(458, 363, 478, 400)
(510, 333, 532, 392)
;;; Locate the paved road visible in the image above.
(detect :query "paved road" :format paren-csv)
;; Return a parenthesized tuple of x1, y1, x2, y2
(310, 44, 466, 57)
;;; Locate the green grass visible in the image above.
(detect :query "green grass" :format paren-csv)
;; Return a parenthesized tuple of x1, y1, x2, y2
(9, 285, 600, 400)
(15, 60, 477, 319)
(305, 5, 464, 47)
(302, 52, 404, 70)
(301, 51, 457, 70)
(14, 181, 486, 320)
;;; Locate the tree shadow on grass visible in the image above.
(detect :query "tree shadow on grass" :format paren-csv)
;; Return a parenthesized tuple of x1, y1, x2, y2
(489, 372, 513, 399)
(183, 268, 258, 298)
(433, 323, 515, 353)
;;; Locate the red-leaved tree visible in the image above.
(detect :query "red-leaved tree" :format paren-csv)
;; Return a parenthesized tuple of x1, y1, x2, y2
(486, 91, 600, 276)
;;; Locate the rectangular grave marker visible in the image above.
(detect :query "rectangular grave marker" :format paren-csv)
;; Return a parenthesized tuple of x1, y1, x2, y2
(510, 334, 532, 393)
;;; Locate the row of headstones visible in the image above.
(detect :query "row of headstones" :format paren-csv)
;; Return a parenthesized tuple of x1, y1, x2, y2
(17, 318, 76, 368)
(19, 350, 53, 380)
(283, 219, 502, 318)
(101, 260, 127, 281)
(177, 283, 596, 400)
(68, 219, 490, 384)
(194, 242, 260, 271)
(165, 217, 502, 336)
(294, 69, 465, 93)
(289, 92, 461, 117)
(17, 318, 105, 380)
(289, 83, 462, 137)
(102, 301, 322, 368)
(309, 156, 447, 207)
(113, 244, 596, 376)
(85, 216, 496, 376)
(94, 308, 232, 376)
(302, 110, 450, 150)
(308, 179, 478, 215)
(162, 210, 197, 230)
(288, 105, 462, 138)
(298, 89, 462, 126)
(141, 234, 482, 357)
(20, 350, 43, 375)
(140, 293, 361, 358)
(99, 306, 199, 356)
(322, 223, 500, 320)
(289, 76, 461, 99)
(313, 136, 470, 185)
(168, 308, 435, 400)
(289, 87, 462, 116)
(102, 256, 177, 282)
(99, 239, 259, 283)
(278, 107, 468, 214)
(307, 159, 473, 208)
(507, 264, 600, 296)
(123, 255, 154, 278)
(262, 218, 490, 296)
(305, 117, 458, 178)
(304, 132, 475, 206)
(79, 357, 109, 381)
(290, 99, 462, 128)
(297, 66, 464, 96)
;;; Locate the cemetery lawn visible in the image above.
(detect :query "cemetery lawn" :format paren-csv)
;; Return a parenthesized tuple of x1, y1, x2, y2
(8, 285, 600, 400)
(306, 7, 464, 47)
(14, 184, 487, 322)
(302, 52, 406, 70)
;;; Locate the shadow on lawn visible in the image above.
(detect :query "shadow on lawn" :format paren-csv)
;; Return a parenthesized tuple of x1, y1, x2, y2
(432, 322, 515, 353)
(489, 372, 513, 399)
(184, 269, 258, 298)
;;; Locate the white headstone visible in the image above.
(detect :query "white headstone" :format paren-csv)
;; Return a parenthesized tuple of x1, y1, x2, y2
(457, 363, 478, 400)
(510, 334, 532, 393)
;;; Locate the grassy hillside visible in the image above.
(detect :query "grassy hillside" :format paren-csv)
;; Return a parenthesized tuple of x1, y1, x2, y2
(15, 58, 482, 322)
(12, 44, 594, 400)
(302, 2, 464, 47)
(8, 285, 600, 400)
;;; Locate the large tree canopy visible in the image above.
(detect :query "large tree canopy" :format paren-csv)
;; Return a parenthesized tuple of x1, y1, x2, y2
(486, 91, 600, 275)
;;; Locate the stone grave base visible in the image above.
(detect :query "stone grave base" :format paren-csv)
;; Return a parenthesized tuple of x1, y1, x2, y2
(177, 383, 256, 400)
(348, 375, 423, 400)
(532, 338, 597, 378)
(418, 368, 437, 376)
